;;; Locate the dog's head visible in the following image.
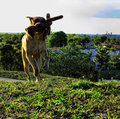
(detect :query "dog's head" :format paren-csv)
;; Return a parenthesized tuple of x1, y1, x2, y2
(25, 23, 43, 38)
(26, 13, 52, 38)
(25, 22, 52, 38)
(26, 17, 46, 25)
(26, 13, 51, 25)
(26, 13, 63, 38)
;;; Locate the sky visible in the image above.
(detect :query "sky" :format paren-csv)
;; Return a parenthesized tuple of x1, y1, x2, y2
(1, 0, 120, 34)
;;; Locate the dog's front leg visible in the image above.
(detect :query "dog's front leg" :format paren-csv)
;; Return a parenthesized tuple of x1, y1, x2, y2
(26, 54, 41, 82)
(22, 48, 31, 81)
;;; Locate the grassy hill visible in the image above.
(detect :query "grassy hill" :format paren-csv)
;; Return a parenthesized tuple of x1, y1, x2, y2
(0, 71, 120, 118)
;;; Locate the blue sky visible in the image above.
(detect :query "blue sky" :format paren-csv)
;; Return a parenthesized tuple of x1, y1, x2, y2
(94, 9, 120, 18)
(0, 0, 120, 34)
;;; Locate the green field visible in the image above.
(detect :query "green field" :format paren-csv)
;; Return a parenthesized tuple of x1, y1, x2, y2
(0, 71, 120, 118)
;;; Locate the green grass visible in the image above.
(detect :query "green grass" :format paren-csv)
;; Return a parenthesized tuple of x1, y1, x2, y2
(0, 71, 120, 118)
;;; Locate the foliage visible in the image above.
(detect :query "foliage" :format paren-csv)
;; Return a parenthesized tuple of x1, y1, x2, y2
(92, 34, 120, 46)
(67, 34, 81, 45)
(94, 47, 110, 70)
(110, 55, 120, 70)
(0, 71, 120, 119)
(99, 35, 108, 43)
(92, 35, 101, 46)
(47, 31, 67, 48)
(67, 34, 91, 48)
(77, 35, 91, 48)
(67, 34, 77, 43)
(1, 44, 15, 70)
(45, 43, 98, 81)
(1, 32, 120, 80)
(0, 33, 25, 71)
(99, 70, 120, 79)
(110, 37, 120, 45)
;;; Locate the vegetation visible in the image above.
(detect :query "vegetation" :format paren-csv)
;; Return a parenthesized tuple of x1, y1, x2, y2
(0, 33, 24, 71)
(47, 31, 67, 48)
(0, 32, 120, 80)
(46, 43, 98, 81)
(67, 34, 90, 49)
(94, 47, 110, 70)
(0, 71, 120, 119)
(0, 32, 98, 81)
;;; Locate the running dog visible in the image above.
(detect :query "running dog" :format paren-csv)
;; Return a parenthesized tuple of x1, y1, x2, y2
(21, 13, 63, 82)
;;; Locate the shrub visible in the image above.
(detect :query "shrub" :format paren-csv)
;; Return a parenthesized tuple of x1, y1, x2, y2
(45, 43, 98, 81)
(94, 47, 110, 70)
(110, 55, 120, 70)
(47, 31, 67, 48)
(0, 33, 24, 71)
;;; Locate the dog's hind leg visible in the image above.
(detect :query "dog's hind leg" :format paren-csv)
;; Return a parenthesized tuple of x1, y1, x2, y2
(42, 49, 49, 70)
(35, 57, 42, 82)
(22, 48, 31, 81)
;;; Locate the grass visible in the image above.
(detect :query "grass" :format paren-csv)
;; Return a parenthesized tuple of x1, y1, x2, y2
(0, 71, 120, 118)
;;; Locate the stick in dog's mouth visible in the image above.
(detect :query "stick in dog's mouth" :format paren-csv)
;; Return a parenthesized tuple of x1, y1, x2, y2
(47, 15, 63, 22)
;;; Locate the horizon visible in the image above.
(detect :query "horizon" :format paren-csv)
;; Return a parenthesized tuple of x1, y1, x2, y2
(0, 31, 120, 35)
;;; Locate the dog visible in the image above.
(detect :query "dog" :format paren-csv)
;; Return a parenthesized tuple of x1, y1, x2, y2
(22, 13, 63, 82)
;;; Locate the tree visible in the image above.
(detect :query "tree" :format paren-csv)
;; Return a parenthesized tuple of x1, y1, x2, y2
(94, 47, 110, 70)
(67, 34, 80, 43)
(0, 44, 15, 70)
(47, 31, 67, 47)
(92, 35, 101, 46)
(0, 33, 24, 71)
(77, 35, 91, 48)
(99, 35, 108, 43)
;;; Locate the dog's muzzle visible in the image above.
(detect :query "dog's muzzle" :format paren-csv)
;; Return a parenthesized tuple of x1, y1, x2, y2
(35, 22, 52, 33)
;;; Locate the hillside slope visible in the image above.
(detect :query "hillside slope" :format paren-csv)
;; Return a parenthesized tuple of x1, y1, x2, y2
(0, 71, 120, 118)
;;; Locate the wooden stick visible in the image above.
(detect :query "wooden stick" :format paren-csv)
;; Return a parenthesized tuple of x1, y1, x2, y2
(47, 15, 63, 22)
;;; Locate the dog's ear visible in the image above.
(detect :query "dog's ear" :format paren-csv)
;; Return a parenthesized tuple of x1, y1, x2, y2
(25, 26, 36, 38)
(26, 16, 34, 25)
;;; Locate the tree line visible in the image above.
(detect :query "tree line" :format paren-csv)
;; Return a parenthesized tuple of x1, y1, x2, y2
(0, 33, 25, 70)
(0, 32, 120, 80)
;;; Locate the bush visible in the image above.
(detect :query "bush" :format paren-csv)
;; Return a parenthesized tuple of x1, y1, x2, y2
(94, 47, 110, 70)
(45, 43, 98, 81)
(0, 33, 24, 71)
(47, 31, 67, 48)
(110, 55, 120, 70)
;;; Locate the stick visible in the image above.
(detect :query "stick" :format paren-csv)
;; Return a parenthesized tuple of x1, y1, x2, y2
(47, 15, 63, 22)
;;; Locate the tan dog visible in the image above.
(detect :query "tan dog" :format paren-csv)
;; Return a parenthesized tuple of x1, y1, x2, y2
(22, 13, 63, 82)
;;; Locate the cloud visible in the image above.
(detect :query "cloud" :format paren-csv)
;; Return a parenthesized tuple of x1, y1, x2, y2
(93, 9, 120, 18)
(63, 0, 106, 18)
